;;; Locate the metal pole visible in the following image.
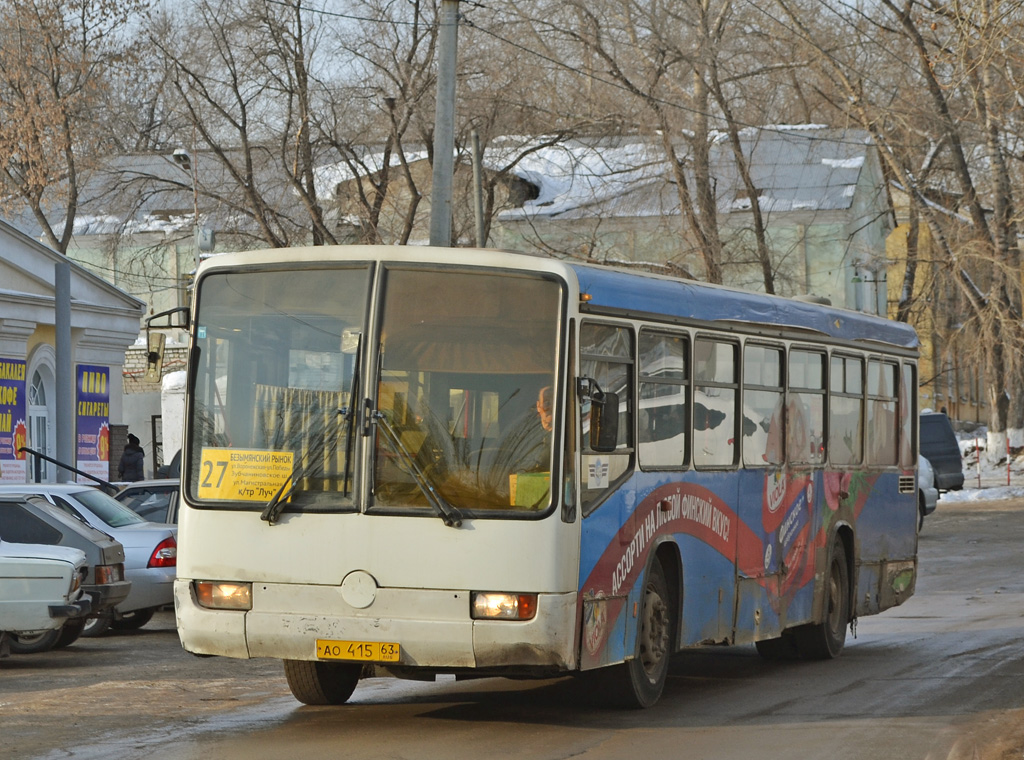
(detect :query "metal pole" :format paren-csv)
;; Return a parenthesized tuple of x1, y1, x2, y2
(55, 261, 74, 483)
(429, 0, 459, 247)
(471, 129, 485, 248)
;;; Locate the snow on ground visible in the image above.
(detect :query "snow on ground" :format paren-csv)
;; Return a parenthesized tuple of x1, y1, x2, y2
(940, 426, 1024, 503)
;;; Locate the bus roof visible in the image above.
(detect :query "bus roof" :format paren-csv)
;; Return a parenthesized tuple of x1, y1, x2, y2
(567, 262, 919, 350)
(198, 246, 917, 351)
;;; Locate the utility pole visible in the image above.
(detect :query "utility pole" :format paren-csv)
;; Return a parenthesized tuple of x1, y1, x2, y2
(429, 0, 459, 247)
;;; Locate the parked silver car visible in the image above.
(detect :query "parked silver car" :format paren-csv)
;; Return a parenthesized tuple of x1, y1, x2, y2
(0, 485, 176, 636)
(115, 479, 180, 524)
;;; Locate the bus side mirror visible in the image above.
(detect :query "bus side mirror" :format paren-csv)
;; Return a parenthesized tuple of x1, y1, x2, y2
(144, 306, 189, 383)
(590, 391, 619, 453)
(144, 331, 166, 383)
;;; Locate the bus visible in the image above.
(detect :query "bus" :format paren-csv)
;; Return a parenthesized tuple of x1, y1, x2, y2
(170, 245, 919, 708)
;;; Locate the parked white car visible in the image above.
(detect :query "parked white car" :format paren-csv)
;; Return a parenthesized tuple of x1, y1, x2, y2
(0, 539, 91, 658)
(918, 454, 939, 530)
(0, 485, 176, 636)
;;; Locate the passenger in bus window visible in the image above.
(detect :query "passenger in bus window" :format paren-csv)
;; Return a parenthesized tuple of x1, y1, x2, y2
(536, 386, 553, 433)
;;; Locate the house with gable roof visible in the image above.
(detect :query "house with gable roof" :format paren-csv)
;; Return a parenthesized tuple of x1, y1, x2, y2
(0, 219, 143, 482)
(491, 126, 893, 314)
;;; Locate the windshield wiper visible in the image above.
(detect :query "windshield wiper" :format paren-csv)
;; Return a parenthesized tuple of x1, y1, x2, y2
(260, 410, 343, 526)
(373, 412, 463, 528)
(341, 331, 363, 498)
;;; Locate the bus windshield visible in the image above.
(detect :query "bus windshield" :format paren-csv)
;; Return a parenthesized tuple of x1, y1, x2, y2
(188, 265, 371, 510)
(186, 263, 563, 517)
(372, 267, 562, 514)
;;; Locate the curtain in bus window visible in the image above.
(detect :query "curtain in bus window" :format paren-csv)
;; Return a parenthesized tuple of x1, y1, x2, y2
(253, 384, 347, 492)
(867, 360, 898, 466)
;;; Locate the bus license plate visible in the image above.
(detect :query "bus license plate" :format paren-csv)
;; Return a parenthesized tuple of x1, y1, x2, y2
(316, 639, 401, 662)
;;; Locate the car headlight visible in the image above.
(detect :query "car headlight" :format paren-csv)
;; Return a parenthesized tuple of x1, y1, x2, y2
(194, 581, 252, 611)
(470, 592, 537, 620)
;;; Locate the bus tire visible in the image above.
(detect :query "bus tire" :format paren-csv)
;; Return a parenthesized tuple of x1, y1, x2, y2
(793, 535, 849, 660)
(284, 659, 361, 705)
(601, 559, 673, 708)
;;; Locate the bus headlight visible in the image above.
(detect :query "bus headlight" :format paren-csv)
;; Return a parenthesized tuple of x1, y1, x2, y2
(471, 592, 537, 620)
(194, 581, 252, 611)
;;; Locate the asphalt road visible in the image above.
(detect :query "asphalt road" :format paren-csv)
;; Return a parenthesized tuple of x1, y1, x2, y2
(3, 498, 1024, 760)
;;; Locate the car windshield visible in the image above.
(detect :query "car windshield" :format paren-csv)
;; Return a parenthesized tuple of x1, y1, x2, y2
(72, 489, 148, 527)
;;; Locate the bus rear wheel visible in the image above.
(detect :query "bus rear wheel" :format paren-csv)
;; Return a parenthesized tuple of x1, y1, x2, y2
(794, 535, 849, 660)
(600, 559, 673, 708)
(284, 659, 361, 705)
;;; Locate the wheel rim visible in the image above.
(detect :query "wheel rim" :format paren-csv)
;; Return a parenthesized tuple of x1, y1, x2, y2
(638, 581, 669, 679)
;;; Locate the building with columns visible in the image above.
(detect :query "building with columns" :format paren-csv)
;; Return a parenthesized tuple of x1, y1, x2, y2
(0, 220, 143, 483)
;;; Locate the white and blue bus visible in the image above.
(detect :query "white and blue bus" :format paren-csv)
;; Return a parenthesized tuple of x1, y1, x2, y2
(171, 245, 919, 708)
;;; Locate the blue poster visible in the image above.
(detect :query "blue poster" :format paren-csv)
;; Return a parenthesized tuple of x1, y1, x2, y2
(0, 358, 27, 482)
(76, 365, 110, 481)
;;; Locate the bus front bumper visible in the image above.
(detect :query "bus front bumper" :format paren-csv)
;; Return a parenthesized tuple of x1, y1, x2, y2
(174, 579, 578, 674)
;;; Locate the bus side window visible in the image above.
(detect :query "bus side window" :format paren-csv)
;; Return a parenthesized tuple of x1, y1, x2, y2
(899, 362, 917, 469)
(829, 354, 864, 466)
(638, 330, 688, 470)
(742, 344, 784, 467)
(693, 338, 738, 468)
(789, 350, 826, 465)
(867, 359, 899, 466)
(580, 323, 633, 511)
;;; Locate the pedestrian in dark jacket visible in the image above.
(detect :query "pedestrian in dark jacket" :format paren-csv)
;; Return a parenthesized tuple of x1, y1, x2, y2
(118, 434, 145, 482)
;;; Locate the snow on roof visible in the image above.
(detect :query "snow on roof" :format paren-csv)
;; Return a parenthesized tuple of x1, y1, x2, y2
(495, 126, 875, 222)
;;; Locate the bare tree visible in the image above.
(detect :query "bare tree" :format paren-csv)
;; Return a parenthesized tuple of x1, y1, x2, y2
(770, 0, 1024, 452)
(0, 0, 149, 253)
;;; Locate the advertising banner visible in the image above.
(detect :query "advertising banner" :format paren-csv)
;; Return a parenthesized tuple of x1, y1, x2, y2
(0, 358, 27, 483)
(76, 365, 110, 482)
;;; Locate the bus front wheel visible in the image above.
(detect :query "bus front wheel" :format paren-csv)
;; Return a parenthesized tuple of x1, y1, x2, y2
(600, 559, 673, 708)
(284, 659, 361, 705)
(794, 535, 849, 659)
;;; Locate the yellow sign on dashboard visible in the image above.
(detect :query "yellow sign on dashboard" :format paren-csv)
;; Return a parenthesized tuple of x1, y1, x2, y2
(198, 448, 294, 501)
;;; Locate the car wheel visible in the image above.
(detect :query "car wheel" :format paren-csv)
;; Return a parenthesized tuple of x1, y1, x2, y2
(918, 493, 926, 531)
(598, 559, 674, 708)
(110, 608, 155, 631)
(793, 536, 850, 660)
(54, 618, 87, 648)
(284, 660, 361, 705)
(8, 626, 64, 654)
(81, 612, 113, 638)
